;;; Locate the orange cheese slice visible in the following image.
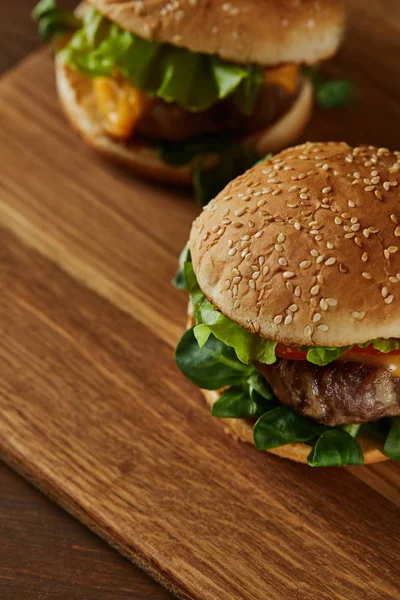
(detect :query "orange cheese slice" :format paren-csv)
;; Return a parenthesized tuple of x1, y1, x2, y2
(93, 76, 151, 138)
(265, 64, 299, 95)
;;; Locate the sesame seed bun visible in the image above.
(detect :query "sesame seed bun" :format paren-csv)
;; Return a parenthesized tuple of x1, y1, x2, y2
(55, 57, 313, 185)
(190, 142, 400, 347)
(185, 313, 387, 465)
(88, 0, 345, 67)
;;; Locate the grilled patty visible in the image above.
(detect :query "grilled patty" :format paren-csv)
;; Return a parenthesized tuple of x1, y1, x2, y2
(257, 359, 400, 426)
(136, 81, 300, 142)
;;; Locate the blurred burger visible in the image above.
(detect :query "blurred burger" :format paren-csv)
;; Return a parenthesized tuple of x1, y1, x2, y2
(34, 0, 345, 201)
(176, 142, 400, 466)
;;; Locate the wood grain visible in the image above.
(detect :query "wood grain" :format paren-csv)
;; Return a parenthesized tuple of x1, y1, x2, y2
(0, 462, 173, 600)
(2, 229, 400, 600)
(0, 1, 400, 599)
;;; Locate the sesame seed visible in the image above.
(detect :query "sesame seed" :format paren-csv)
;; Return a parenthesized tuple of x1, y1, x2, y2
(294, 222, 301, 231)
(232, 221, 243, 228)
(294, 286, 301, 297)
(320, 299, 328, 311)
(228, 248, 237, 256)
(384, 182, 391, 191)
(235, 208, 246, 217)
(348, 200, 356, 208)
(352, 311, 365, 320)
(275, 244, 283, 252)
(252, 271, 260, 280)
(389, 276, 398, 283)
(384, 295, 394, 304)
(313, 313, 321, 322)
(365, 186, 375, 192)
(395, 227, 400, 237)
(277, 233, 286, 243)
(278, 257, 287, 266)
(326, 298, 338, 306)
(232, 276, 241, 284)
(389, 246, 398, 253)
(284, 315, 293, 325)
(272, 189, 281, 196)
(288, 185, 298, 192)
(274, 315, 283, 325)
(289, 304, 298, 312)
(249, 279, 256, 289)
(286, 281, 294, 291)
(283, 271, 295, 279)
(335, 217, 342, 225)
(381, 287, 388, 298)
(317, 324, 329, 332)
(361, 252, 368, 262)
(325, 257, 336, 266)
(254, 231, 263, 238)
(375, 190, 383, 200)
(242, 234, 250, 241)
(322, 187, 332, 194)
(384, 249, 390, 259)
(322, 163, 329, 170)
(304, 325, 312, 336)
(311, 285, 320, 295)
(362, 272, 372, 279)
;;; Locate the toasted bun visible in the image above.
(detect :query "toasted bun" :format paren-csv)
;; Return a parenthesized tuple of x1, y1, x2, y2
(190, 142, 400, 347)
(55, 56, 313, 185)
(202, 388, 388, 465)
(88, 0, 345, 66)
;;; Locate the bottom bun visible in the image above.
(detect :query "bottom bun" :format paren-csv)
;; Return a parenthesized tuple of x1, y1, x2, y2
(202, 389, 388, 465)
(55, 56, 313, 185)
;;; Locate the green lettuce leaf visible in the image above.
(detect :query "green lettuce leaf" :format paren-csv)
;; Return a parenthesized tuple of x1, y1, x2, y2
(172, 245, 190, 290)
(193, 145, 260, 206)
(60, 6, 265, 114)
(383, 417, 400, 461)
(304, 66, 354, 109)
(32, 0, 80, 43)
(371, 339, 400, 353)
(306, 345, 351, 366)
(254, 406, 325, 450)
(307, 430, 364, 466)
(184, 262, 277, 364)
(211, 386, 267, 419)
(175, 328, 253, 390)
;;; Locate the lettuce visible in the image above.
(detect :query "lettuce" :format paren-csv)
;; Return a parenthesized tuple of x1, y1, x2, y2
(306, 345, 351, 366)
(32, 0, 80, 43)
(59, 6, 265, 114)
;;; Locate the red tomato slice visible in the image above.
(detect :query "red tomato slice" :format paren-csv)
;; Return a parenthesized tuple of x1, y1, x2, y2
(275, 343, 400, 361)
(275, 344, 307, 360)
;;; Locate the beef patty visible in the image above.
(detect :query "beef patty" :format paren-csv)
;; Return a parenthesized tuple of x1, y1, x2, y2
(257, 359, 400, 426)
(136, 80, 300, 142)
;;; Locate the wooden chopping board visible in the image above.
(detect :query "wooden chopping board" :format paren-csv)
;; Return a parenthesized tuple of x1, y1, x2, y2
(1, 2, 400, 596)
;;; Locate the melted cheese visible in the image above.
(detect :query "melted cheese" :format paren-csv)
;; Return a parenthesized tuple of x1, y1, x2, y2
(337, 352, 400, 377)
(265, 64, 299, 94)
(93, 76, 150, 139)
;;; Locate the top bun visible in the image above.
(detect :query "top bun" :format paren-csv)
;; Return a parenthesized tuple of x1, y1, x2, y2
(88, 0, 345, 66)
(190, 142, 400, 347)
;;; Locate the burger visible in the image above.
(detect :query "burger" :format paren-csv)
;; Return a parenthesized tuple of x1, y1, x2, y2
(176, 142, 400, 466)
(33, 0, 346, 202)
